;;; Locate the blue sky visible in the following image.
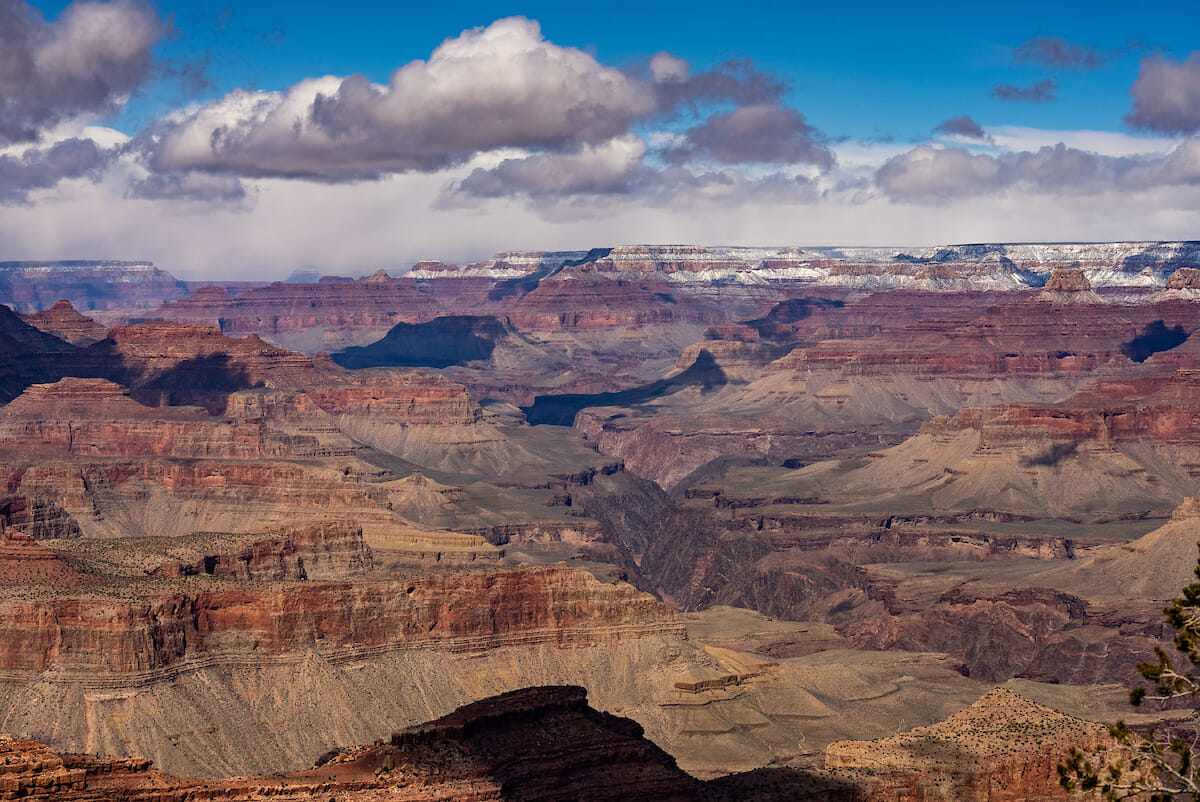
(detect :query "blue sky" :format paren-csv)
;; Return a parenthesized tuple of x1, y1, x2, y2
(72, 0, 1194, 140)
(3, 0, 1200, 278)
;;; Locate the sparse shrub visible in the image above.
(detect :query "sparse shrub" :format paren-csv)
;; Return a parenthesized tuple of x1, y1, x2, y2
(1060, 545, 1200, 800)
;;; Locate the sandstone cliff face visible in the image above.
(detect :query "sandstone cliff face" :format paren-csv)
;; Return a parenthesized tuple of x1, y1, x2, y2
(0, 494, 81, 540)
(6, 457, 386, 540)
(148, 520, 373, 581)
(0, 566, 679, 672)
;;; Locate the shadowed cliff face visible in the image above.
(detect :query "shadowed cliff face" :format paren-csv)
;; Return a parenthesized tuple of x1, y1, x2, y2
(522, 349, 728, 427)
(132, 353, 258, 413)
(1018, 440, 1081, 467)
(487, 248, 612, 302)
(0, 305, 82, 404)
(331, 315, 510, 369)
(737, 298, 845, 339)
(1121, 319, 1188, 363)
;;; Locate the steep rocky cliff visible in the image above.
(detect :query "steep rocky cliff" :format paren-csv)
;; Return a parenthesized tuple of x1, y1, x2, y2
(0, 565, 678, 672)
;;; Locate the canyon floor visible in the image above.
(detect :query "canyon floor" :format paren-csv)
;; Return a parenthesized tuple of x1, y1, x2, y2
(4, 243, 1200, 799)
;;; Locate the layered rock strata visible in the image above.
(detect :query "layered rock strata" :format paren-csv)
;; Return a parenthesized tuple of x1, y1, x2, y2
(0, 565, 680, 672)
(0, 261, 187, 313)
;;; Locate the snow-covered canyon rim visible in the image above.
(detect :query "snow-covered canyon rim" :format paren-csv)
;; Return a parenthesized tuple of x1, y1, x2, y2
(402, 241, 1200, 290)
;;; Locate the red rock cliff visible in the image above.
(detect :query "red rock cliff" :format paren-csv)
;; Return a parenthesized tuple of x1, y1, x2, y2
(0, 566, 680, 672)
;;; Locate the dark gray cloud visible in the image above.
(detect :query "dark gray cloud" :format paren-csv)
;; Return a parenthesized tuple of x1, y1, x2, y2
(1013, 36, 1106, 70)
(933, 115, 989, 141)
(139, 17, 816, 185)
(640, 54, 787, 113)
(445, 132, 826, 206)
(0, 0, 162, 145)
(0, 137, 108, 203)
(992, 80, 1058, 103)
(876, 145, 1004, 201)
(665, 104, 834, 168)
(1117, 137, 1200, 188)
(125, 171, 247, 202)
(876, 138, 1200, 203)
(453, 136, 654, 199)
(1125, 53, 1200, 134)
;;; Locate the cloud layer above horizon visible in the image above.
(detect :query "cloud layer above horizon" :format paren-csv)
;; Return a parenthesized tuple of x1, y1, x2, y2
(2, 1, 1200, 278)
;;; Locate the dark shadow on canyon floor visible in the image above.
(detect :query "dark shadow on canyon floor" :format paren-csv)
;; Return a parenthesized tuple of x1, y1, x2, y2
(521, 349, 727, 427)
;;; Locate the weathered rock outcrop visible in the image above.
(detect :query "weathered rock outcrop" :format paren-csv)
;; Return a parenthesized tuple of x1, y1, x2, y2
(1037, 268, 1105, 304)
(148, 520, 373, 581)
(1166, 266, 1200, 289)
(385, 685, 699, 800)
(0, 529, 77, 586)
(826, 688, 1108, 801)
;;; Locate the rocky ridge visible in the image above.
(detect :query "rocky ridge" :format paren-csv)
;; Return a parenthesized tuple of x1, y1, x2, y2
(16, 301, 108, 346)
(825, 688, 1108, 801)
(0, 686, 700, 801)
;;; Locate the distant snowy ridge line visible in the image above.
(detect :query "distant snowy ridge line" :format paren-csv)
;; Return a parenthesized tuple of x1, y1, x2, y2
(403, 241, 1200, 289)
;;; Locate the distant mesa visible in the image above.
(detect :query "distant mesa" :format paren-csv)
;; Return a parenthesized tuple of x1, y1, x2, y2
(284, 269, 325, 283)
(0, 259, 187, 313)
